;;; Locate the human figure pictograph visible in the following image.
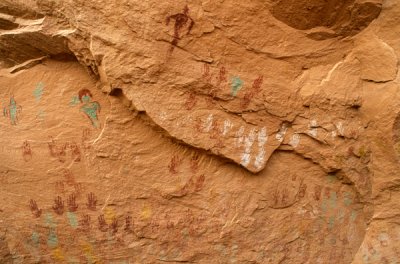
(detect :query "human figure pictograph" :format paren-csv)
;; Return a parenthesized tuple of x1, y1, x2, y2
(3, 95, 22, 125)
(78, 89, 101, 128)
(166, 5, 195, 55)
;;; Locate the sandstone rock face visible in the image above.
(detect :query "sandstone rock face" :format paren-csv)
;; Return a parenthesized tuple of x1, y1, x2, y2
(0, 0, 399, 263)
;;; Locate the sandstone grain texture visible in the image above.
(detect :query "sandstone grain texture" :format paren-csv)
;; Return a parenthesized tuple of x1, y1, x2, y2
(0, 0, 399, 263)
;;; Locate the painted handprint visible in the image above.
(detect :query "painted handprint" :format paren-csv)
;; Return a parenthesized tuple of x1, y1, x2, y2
(29, 199, 42, 218)
(67, 194, 78, 212)
(168, 155, 182, 174)
(241, 75, 263, 108)
(86, 192, 97, 211)
(52, 196, 64, 215)
(80, 214, 91, 231)
(124, 215, 133, 232)
(110, 217, 118, 234)
(98, 214, 108, 232)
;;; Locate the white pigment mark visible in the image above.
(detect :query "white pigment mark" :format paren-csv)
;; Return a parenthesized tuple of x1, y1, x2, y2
(241, 128, 256, 167)
(308, 120, 318, 137)
(159, 111, 167, 122)
(254, 127, 268, 170)
(203, 114, 214, 132)
(235, 126, 245, 147)
(289, 133, 300, 148)
(336, 122, 345, 136)
(257, 127, 267, 147)
(223, 120, 233, 136)
(275, 124, 288, 143)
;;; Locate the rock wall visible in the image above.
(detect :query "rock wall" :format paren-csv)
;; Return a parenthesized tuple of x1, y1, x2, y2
(0, 0, 399, 263)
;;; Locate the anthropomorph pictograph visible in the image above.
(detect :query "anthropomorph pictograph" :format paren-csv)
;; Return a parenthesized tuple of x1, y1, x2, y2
(231, 76, 244, 97)
(3, 95, 22, 125)
(166, 5, 195, 55)
(78, 89, 101, 128)
(22, 140, 32, 162)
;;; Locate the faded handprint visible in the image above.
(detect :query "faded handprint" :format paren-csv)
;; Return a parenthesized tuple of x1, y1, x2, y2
(110, 217, 118, 234)
(48, 138, 67, 163)
(168, 155, 182, 174)
(190, 153, 200, 173)
(67, 194, 78, 212)
(22, 140, 32, 162)
(124, 215, 133, 232)
(80, 214, 91, 231)
(29, 199, 42, 218)
(52, 196, 64, 215)
(241, 75, 263, 108)
(194, 174, 205, 192)
(98, 214, 108, 232)
(86, 192, 97, 211)
(69, 142, 81, 162)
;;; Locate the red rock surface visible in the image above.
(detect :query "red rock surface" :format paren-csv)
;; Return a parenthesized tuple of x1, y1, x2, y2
(0, 0, 399, 263)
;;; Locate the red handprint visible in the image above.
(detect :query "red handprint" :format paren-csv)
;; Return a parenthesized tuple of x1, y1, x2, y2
(29, 199, 42, 218)
(86, 192, 97, 211)
(52, 196, 64, 215)
(67, 194, 78, 212)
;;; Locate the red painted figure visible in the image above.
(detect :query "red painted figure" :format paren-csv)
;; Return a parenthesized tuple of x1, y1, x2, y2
(166, 5, 195, 55)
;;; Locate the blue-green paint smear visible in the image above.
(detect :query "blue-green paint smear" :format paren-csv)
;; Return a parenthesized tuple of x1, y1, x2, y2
(343, 192, 353, 206)
(329, 191, 337, 209)
(47, 229, 58, 248)
(67, 212, 78, 229)
(70, 95, 80, 106)
(80, 102, 100, 128)
(328, 216, 335, 230)
(7, 97, 19, 125)
(34, 82, 44, 102)
(31, 232, 40, 247)
(36, 109, 45, 120)
(350, 211, 357, 222)
(231, 76, 244, 97)
(45, 213, 56, 228)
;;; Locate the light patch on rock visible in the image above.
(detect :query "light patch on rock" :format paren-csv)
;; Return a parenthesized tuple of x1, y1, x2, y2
(336, 122, 345, 136)
(289, 133, 300, 148)
(241, 128, 256, 167)
(203, 114, 214, 132)
(223, 120, 233, 136)
(235, 126, 245, 147)
(254, 127, 267, 170)
(159, 111, 167, 122)
(308, 120, 318, 137)
(275, 124, 287, 143)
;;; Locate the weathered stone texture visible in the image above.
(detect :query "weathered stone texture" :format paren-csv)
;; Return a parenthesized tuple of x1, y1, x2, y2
(0, 0, 399, 263)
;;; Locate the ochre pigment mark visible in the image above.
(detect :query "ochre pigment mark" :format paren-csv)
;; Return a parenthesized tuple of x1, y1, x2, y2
(29, 199, 42, 218)
(48, 138, 67, 163)
(80, 214, 91, 232)
(98, 215, 108, 232)
(168, 154, 183, 174)
(86, 192, 97, 211)
(52, 196, 64, 215)
(22, 140, 32, 162)
(67, 194, 78, 212)
(166, 5, 194, 56)
(241, 75, 263, 108)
